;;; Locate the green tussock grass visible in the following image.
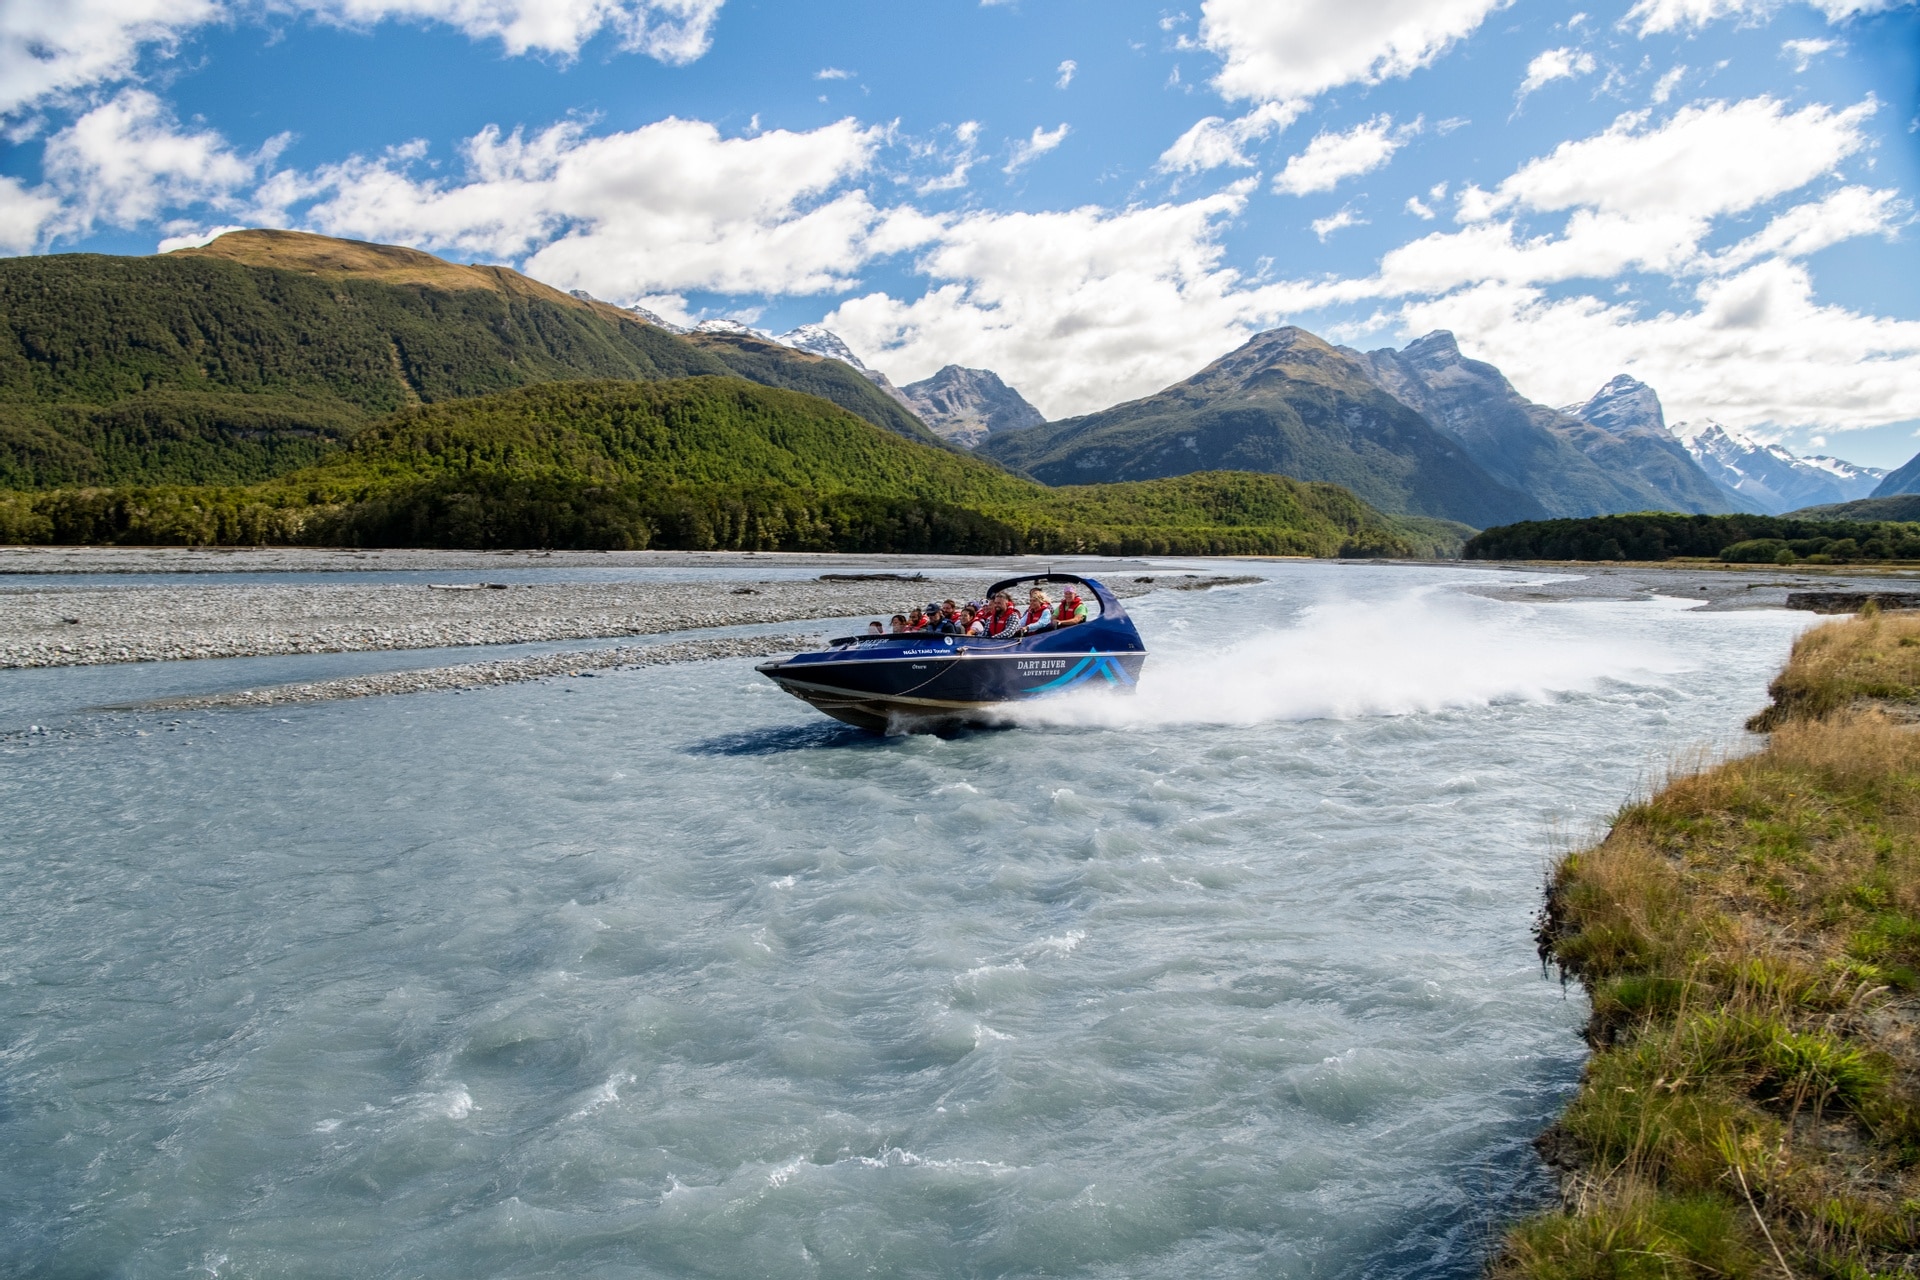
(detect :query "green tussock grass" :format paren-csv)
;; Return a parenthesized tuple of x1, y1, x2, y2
(1497, 611, 1920, 1279)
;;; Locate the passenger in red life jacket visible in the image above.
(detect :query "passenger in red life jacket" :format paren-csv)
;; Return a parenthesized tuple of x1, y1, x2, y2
(1023, 587, 1055, 632)
(906, 605, 929, 631)
(1055, 587, 1089, 626)
(986, 591, 1023, 637)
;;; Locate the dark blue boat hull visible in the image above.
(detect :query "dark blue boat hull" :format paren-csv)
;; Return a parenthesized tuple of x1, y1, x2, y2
(756, 574, 1147, 732)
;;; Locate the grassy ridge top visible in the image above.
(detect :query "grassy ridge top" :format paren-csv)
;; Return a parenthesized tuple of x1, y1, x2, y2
(1, 377, 1439, 556)
(1502, 610, 1920, 1277)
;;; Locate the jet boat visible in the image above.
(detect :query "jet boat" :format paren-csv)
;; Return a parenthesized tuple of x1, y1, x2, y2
(756, 573, 1146, 732)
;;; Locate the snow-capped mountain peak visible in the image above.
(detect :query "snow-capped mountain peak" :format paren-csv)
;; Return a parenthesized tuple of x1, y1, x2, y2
(1681, 419, 1884, 513)
(775, 323, 873, 373)
(1563, 374, 1671, 438)
(693, 318, 770, 339)
(624, 303, 687, 333)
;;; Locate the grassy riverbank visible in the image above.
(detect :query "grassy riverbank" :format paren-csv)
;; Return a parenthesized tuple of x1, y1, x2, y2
(1502, 608, 1920, 1278)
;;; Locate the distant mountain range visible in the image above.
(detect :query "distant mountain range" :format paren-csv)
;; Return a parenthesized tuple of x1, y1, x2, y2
(1682, 423, 1883, 513)
(764, 326, 1045, 448)
(579, 310, 1883, 528)
(977, 326, 1545, 528)
(1, 227, 1893, 545)
(1342, 335, 1736, 518)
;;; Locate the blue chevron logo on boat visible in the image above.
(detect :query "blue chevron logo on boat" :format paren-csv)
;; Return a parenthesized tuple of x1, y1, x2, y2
(1028, 654, 1138, 694)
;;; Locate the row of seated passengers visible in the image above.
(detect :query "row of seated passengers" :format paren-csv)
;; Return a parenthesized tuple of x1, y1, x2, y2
(866, 585, 1090, 638)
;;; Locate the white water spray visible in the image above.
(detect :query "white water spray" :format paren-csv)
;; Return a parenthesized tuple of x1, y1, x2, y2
(1009, 588, 1689, 729)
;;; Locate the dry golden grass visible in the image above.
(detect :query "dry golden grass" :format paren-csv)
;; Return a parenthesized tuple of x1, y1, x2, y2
(1751, 607, 1920, 729)
(170, 228, 615, 316)
(1500, 612, 1920, 1279)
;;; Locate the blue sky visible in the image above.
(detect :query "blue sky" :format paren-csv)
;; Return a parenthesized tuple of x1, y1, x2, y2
(4, 0, 1918, 463)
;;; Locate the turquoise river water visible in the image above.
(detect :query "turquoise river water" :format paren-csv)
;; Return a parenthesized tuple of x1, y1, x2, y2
(0, 562, 1814, 1277)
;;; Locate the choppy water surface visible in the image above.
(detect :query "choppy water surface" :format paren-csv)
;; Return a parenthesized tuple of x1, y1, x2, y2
(0, 563, 1812, 1277)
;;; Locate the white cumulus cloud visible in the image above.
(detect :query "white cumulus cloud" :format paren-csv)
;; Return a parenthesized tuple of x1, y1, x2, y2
(1004, 123, 1070, 174)
(1273, 115, 1412, 196)
(1713, 184, 1906, 268)
(1198, 0, 1510, 102)
(1487, 96, 1875, 221)
(1625, 0, 1903, 36)
(0, 0, 217, 116)
(39, 88, 276, 240)
(292, 114, 901, 298)
(1055, 59, 1077, 89)
(1312, 208, 1365, 240)
(1518, 47, 1597, 98)
(1399, 263, 1920, 433)
(1157, 100, 1303, 174)
(0, 0, 726, 116)
(823, 183, 1311, 417)
(1781, 38, 1837, 71)
(301, 0, 725, 60)
(1363, 97, 1879, 296)
(0, 176, 62, 254)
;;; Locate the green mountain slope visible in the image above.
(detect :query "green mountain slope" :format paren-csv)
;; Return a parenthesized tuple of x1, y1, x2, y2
(1791, 494, 1920, 522)
(0, 230, 940, 489)
(979, 327, 1544, 528)
(0, 378, 1442, 556)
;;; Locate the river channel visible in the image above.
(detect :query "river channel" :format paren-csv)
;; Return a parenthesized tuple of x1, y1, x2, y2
(0, 561, 1813, 1277)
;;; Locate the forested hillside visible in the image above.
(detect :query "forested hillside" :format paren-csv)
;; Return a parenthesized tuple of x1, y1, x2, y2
(1465, 512, 1920, 562)
(0, 231, 936, 489)
(0, 378, 1445, 556)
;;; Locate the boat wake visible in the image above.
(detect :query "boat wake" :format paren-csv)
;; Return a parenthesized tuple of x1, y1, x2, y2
(1001, 590, 1687, 730)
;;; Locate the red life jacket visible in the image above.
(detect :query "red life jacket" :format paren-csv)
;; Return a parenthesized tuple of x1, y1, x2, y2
(1024, 600, 1051, 626)
(989, 604, 1019, 635)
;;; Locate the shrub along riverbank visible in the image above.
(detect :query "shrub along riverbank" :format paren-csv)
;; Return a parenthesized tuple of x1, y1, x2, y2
(1464, 513, 1920, 564)
(1500, 608, 1920, 1277)
(0, 378, 1464, 557)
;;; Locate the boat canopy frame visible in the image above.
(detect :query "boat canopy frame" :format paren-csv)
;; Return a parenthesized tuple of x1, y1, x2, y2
(826, 572, 1128, 647)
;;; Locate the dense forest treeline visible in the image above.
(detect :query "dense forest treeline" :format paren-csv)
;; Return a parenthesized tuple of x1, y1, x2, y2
(0, 378, 1446, 557)
(1464, 512, 1920, 562)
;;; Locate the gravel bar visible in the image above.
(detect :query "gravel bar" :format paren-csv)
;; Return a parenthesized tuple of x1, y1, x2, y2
(0, 577, 1013, 668)
(109, 634, 826, 711)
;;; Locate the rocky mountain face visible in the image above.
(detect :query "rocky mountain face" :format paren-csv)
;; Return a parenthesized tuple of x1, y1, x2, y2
(897, 365, 1046, 448)
(979, 326, 1544, 527)
(1549, 375, 1750, 514)
(1342, 332, 1724, 517)
(1683, 423, 1884, 514)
